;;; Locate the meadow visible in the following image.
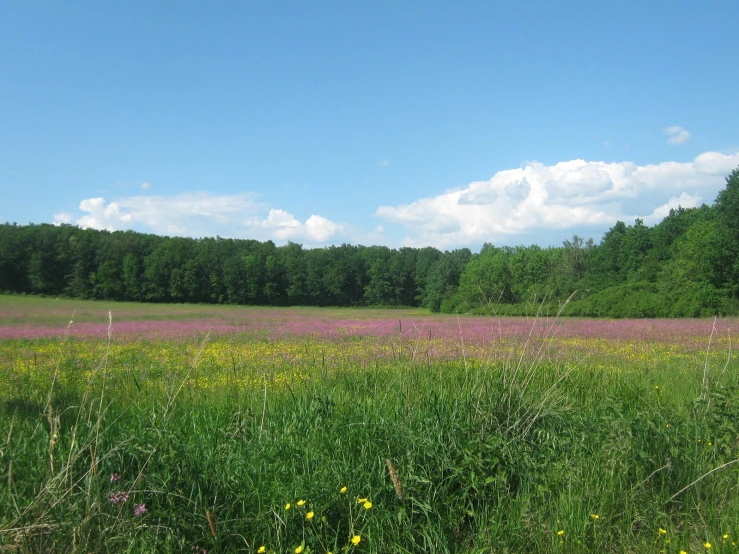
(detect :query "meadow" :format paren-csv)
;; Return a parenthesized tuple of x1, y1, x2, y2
(1, 295, 738, 553)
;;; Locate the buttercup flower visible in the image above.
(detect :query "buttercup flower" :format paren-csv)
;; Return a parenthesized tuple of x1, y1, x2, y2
(297, 500, 306, 507)
(363, 501, 372, 509)
(306, 511, 314, 520)
(704, 542, 712, 549)
(557, 530, 565, 536)
(285, 503, 291, 510)
(590, 514, 599, 520)
(257, 547, 266, 553)
(340, 486, 348, 494)
(658, 528, 668, 535)
(357, 498, 368, 504)
(351, 535, 361, 545)
(295, 545, 304, 554)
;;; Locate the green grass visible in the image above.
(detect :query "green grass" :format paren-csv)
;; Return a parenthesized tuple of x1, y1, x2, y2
(1, 306, 739, 552)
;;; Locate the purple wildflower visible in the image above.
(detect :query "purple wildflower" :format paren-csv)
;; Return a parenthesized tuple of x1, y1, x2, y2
(110, 472, 121, 482)
(109, 491, 129, 504)
(133, 503, 148, 517)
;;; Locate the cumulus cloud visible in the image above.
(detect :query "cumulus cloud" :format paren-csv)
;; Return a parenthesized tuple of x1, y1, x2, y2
(376, 150, 739, 247)
(665, 126, 691, 145)
(64, 192, 344, 244)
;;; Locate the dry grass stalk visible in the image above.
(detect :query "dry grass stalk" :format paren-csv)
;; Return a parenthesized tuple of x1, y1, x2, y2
(386, 458, 404, 501)
(207, 511, 217, 537)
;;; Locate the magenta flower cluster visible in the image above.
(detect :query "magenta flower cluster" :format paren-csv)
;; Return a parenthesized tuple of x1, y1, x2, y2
(109, 491, 129, 504)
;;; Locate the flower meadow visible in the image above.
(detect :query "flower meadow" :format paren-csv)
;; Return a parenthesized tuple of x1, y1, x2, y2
(1, 295, 739, 553)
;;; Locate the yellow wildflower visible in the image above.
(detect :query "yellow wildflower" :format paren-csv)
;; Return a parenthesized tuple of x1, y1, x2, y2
(258, 548, 266, 554)
(295, 546, 304, 554)
(285, 503, 291, 510)
(357, 497, 368, 504)
(557, 530, 565, 536)
(363, 501, 372, 509)
(590, 514, 599, 520)
(658, 528, 667, 535)
(351, 535, 361, 545)
(680, 551, 688, 554)
(340, 486, 348, 494)
(704, 542, 712, 549)
(297, 500, 306, 507)
(306, 511, 314, 520)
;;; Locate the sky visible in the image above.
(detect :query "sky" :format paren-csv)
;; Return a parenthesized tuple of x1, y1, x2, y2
(2, 1, 738, 251)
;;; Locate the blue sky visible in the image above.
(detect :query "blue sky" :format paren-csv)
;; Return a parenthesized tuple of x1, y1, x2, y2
(2, 1, 738, 250)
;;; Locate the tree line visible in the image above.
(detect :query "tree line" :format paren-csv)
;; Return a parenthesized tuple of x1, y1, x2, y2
(2, 167, 738, 317)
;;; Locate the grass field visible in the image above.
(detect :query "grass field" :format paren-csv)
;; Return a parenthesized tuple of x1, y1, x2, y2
(1, 295, 739, 553)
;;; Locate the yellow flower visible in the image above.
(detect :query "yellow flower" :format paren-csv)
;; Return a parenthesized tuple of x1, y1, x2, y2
(351, 535, 361, 545)
(723, 534, 729, 540)
(681, 551, 688, 554)
(258, 547, 266, 554)
(590, 514, 599, 520)
(357, 498, 368, 504)
(306, 511, 314, 520)
(363, 501, 372, 509)
(297, 500, 306, 507)
(340, 486, 348, 494)
(285, 503, 291, 510)
(295, 546, 304, 554)
(659, 528, 668, 535)
(557, 530, 565, 536)
(704, 542, 712, 549)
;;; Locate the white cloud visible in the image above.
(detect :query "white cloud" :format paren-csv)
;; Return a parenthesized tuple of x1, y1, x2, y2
(63, 192, 344, 244)
(140, 181, 151, 190)
(378, 159, 391, 167)
(245, 209, 344, 243)
(665, 126, 691, 145)
(52, 212, 73, 225)
(376, 150, 739, 247)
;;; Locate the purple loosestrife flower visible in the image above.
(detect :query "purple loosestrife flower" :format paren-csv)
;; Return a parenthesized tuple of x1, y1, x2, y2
(133, 503, 148, 517)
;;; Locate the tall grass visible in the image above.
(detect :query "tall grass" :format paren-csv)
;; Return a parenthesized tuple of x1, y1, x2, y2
(1, 317, 738, 552)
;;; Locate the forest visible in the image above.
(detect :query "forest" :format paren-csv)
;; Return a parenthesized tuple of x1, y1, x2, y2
(1, 167, 738, 318)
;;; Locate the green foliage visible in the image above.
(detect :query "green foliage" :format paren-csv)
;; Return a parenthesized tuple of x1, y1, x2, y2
(2, 166, 739, 317)
(2, 334, 739, 552)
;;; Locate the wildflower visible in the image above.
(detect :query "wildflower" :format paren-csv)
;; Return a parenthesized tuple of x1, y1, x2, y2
(306, 511, 314, 520)
(295, 546, 304, 554)
(590, 514, 599, 520)
(109, 491, 129, 504)
(351, 535, 361, 545)
(363, 501, 372, 509)
(357, 497, 368, 504)
(258, 547, 266, 554)
(723, 534, 729, 540)
(557, 530, 565, 536)
(285, 503, 291, 510)
(297, 500, 306, 507)
(110, 472, 121, 482)
(340, 486, 348, 494)
(680, 551, 688, 554)
(658, 528, 668, 535)
(704, 542, 712, 549)
(133, 503, 148, 517)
